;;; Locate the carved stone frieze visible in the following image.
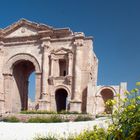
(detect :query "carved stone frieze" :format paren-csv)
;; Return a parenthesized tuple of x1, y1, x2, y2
(48, 75, 72, 85)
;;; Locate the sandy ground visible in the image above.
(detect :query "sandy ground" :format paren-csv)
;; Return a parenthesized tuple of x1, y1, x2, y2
(0, 117, 109, 140)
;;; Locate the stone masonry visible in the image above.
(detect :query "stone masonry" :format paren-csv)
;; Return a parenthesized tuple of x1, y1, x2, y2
(0, 19, 127, 114)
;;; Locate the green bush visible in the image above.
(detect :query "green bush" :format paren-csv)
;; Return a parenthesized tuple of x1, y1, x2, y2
(106, 82, 140, 140)
(34, 135, 57, 140)
(95, 113, 111, 118)
(74, 115, 93, 122)
(34, 126, 106, 140)
(20, 110, 56, 114)
(21, 110, 82, 115)
(28, 116, 62, 123)
(58, 110, 80, 114)
(74, 126, 107, 140)
(3, 116, 20, 122)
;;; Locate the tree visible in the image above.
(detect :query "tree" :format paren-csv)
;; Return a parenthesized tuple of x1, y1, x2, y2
(106, 82, 140, 140)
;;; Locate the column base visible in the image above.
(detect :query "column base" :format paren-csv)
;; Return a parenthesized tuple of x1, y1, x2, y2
(38, 99, 50, 111)
(70, 100, 82, 113)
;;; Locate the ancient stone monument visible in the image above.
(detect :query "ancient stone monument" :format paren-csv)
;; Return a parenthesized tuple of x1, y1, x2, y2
(0, 19, 127, 114)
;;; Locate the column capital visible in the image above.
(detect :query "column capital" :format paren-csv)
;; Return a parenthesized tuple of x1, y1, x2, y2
(73, 32, 85, 47)
(73, 38, 84, 47)
(68, 52, 73, 60)
(3, 73, 12, 77)
(50, 54, 58, 60)
(41, 39, 51, 51)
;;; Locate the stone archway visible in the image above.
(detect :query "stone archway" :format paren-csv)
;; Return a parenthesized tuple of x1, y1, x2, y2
(13, 60, 35, 111)
(3, 53, 41, 113)
(3, 53, 41, 74)
(55, 88, 68, 112)
(100, 88, 114, 114)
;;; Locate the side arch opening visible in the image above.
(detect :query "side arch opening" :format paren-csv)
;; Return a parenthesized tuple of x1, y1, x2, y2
(100, 88, 114, 114)
(55, 88, 68, 112)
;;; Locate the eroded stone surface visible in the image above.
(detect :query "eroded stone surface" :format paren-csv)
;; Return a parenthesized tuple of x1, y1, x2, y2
(0, 19, 127, 114)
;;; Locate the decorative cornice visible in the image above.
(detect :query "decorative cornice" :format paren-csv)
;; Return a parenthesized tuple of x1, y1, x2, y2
(0, 19, 73, 44)
(0, 41, 4, 46)
(0, 19, 93, 45)
(73, 32, 85, 39)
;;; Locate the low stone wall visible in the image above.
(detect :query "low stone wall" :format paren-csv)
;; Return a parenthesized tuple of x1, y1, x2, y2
(1, 113, 95, 122)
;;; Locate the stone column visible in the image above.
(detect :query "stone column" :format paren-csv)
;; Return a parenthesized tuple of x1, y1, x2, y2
(0, 43, 5, 113)
(50, 57, 54, 76)
(39, 40, 51, 111)
(68, 53, 73, 76)
(35, 73, 41, 108)
(54, 59, 59, 77)
(23, 77, 28, 110)
(42, 43, 49, 98)
(3, 74, 13, 113)
(70, 37, 84, 113)
(51, 55, 59, 77)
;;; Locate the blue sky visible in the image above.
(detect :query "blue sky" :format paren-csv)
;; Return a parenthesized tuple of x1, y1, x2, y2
(0, 0, 140, 100)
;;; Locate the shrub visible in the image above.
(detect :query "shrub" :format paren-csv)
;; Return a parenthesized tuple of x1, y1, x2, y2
(34, 126, 106, 140)
(58, 110, 80, 114)
(74, 115, 93, 122)
(34, 135, 57, 140)
(75, 126, 107, 140)
(106, 82, 140, 140)
(21, 110, 82, 115)
(20, 110, 56, 114)
(95, 114, 106, 118)
(3, 116, 20, 122)
(28, 116, 62, 123)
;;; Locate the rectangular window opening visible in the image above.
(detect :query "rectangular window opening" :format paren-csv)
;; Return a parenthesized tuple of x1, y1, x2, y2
(59, 59, 67, 76)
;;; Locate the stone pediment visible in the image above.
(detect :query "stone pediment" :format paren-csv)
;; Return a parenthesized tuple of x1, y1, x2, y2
(55, 49, 68, 55)
(0, 19, 73, 44)
(2, 19, 52, 38)
(52, 48, 73, 55)
(5, 26, 38, 38)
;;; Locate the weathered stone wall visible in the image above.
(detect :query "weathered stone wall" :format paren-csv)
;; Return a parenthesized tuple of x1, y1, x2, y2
(86, 83, 127, 114)
(0, 19, 126, 114)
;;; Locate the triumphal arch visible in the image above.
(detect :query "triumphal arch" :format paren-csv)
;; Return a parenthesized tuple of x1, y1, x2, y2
(0, 19, 127, 114)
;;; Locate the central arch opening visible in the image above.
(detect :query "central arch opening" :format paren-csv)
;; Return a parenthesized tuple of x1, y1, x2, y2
(55, 89, 68, 112)
(12, 60, 35, 112)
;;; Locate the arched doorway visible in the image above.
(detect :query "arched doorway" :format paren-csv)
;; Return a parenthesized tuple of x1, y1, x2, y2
(55, 89, 68, 112)
(12, 60, 35, 112)
(100, 88, 114, 114)
(3, 54, 41, 113)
